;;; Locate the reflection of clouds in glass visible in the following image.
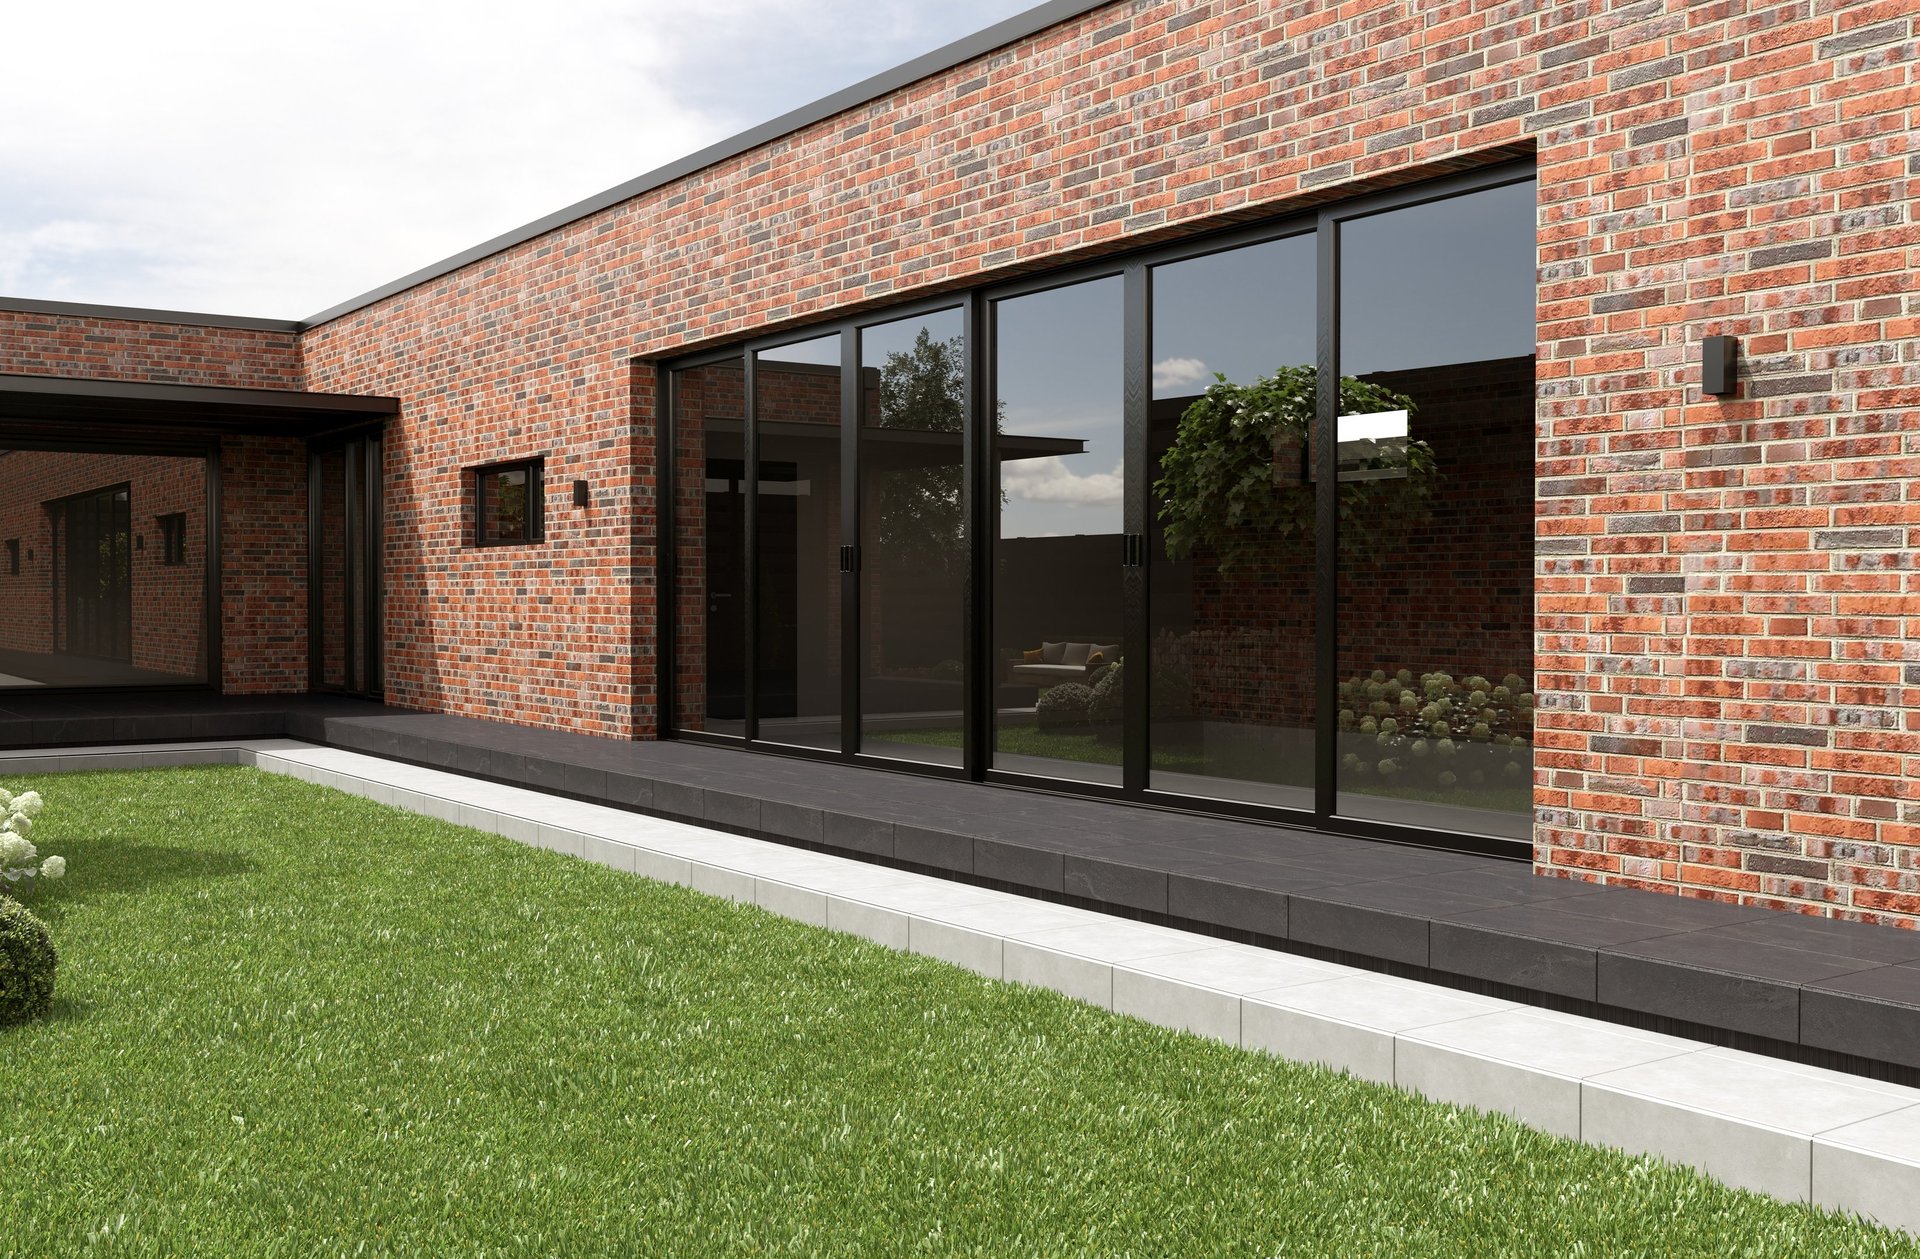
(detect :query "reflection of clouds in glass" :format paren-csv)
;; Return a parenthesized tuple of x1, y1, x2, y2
(1002, 457, 1124, 506)
(1152, 356, 1210, 392)
(998, 402, 1117, 440)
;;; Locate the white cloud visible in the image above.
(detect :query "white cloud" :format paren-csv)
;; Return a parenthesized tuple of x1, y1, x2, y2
(1, 0, 1036, 317)
(1001, 457, 1124, 507)
(1152, 356, 1211, 391)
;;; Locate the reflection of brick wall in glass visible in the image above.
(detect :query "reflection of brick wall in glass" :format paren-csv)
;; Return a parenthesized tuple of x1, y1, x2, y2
(0, 451, 207, 681)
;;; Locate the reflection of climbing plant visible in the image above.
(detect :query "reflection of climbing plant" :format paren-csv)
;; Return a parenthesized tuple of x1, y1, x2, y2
(1155, 365, 1435, 572)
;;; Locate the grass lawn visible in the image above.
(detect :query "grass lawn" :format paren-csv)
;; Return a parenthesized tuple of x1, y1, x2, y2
(4, 766, 1915, 1257)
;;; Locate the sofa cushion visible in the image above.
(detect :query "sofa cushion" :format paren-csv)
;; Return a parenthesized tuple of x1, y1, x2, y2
(1061, 642, 1092, 667)
(1094, 643, 1120, 661)
(1021, 648, 1044, 662)
(1040, 641, 1068, 664)
(1011, 663, 1087, 681)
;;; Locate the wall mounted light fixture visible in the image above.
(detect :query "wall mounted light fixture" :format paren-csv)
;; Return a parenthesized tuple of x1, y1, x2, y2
(572, 479, 589, 508)
(1702, 335, 1738, 397)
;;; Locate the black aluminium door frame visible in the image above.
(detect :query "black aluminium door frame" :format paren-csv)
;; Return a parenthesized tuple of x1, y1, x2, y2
(307, 426, 386, 697)
(658, 158, 1536, 858)
(663, 293, 974, 776)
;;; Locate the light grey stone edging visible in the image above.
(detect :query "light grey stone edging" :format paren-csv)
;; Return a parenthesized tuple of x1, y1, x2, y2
(10, 738, 1920, 1237)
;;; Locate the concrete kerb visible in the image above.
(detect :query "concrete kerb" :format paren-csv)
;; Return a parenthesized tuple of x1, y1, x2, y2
(8, 738, 1919, 1238)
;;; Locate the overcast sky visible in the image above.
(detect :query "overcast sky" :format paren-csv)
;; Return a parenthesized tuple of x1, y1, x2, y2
(3, 0, 1038, 320)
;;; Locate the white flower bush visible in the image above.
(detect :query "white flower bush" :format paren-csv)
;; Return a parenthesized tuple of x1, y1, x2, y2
(0, 788, 61, 893)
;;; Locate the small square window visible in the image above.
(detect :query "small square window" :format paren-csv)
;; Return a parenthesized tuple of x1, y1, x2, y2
(157, 513, 187, 565)
(473, 459, 544, 546)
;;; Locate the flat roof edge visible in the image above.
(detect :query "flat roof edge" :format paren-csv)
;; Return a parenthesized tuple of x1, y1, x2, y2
(299, 0, 1114, 331)
(0, 296, 301, 334)
(0, 372, 399, 413)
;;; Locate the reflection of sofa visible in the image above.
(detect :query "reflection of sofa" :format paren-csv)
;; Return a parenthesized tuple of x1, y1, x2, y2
(1007, 640, 1119, 684)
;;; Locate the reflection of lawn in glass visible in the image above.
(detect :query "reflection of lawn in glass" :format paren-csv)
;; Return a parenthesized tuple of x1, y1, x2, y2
(869, 726, 1529, 813)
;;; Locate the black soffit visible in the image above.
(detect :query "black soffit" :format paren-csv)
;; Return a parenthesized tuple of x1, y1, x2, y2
(0, 373, 399, 438)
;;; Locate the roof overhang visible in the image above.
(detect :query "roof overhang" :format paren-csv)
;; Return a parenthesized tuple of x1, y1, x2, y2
(0, 374, 399, 446)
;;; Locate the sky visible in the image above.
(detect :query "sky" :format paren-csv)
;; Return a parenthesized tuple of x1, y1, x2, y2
(2, 0, 1039, 319)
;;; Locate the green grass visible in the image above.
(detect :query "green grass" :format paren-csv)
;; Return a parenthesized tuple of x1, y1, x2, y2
(3, 766, 1915, 1257)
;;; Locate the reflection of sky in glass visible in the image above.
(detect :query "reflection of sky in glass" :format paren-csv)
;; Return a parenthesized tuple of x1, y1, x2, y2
(861, 307, 964, 417)
(1152, 234, 1316, 397)
(995, 277, 1123, 538)
(1340, 180, 1535, 378)
(760, 331, 841, 365)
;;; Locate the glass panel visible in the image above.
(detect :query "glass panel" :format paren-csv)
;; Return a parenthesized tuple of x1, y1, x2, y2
(754, 333, 843, 749)
(479, 466, 532, 543)
(0, 451, 206, 686)
(992, 276, 1125, 785)
(1148, 234, 1316, 809)
(1335, 180, 1536, 839)
(671, 358, 747, 736)
(858, 307, 967, 766)
(315, 445, 349, 690)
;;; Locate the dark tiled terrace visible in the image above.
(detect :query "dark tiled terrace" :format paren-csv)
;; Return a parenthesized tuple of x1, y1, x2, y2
(6, 690, 1919, 1082)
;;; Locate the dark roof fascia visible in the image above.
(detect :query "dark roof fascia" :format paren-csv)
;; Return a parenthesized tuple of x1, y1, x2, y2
(298, 0, 1115, 331)
(0, 296, 300, 334)
(0, 372, 398, 417)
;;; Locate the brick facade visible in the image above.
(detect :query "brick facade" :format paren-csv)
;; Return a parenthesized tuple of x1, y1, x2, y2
(12, 1, 1920, 921)
(0, 310, 301, 390)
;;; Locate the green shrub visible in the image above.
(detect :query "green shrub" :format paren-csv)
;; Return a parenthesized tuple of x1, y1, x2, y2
(0, 895, 56, 1026)
(1036, 683, 1094, 732)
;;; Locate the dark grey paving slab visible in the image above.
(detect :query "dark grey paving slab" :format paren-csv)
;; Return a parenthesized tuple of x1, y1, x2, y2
(1431, 903, 1685, 1001)
(1802, 965, 1920, 1070)
(1693, 913, 1920, 966)
(1598, 934, 1885, 1043)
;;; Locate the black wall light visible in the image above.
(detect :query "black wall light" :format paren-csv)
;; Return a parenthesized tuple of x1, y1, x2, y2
(1702, 335, 1738, 397)
(572, 479, 589, 508)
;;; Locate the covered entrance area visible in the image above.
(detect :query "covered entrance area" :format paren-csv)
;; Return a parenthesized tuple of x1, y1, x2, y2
(0, 373, 398, 695)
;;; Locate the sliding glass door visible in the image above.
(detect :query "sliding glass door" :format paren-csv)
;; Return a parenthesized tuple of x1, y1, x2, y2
(990, 275, 1126, 785)
(665, 164, 1536, 852)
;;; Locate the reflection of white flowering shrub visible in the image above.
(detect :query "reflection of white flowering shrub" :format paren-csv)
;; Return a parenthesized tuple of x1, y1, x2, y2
(0, 788, 63, 896)
(1335, 669, 1533, 793)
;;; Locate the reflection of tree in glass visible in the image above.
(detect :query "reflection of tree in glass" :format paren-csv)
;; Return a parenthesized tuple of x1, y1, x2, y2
(870, 329, 966, 566)
(495, 473, 527, 540)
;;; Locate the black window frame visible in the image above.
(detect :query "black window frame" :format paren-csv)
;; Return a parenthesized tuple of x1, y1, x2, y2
(157, 511, 187, 566)
(471, 457, 545, 547)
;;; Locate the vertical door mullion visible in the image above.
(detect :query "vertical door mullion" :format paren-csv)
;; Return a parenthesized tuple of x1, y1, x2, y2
(659, 370, 678, 736)
(966, 294, 992, 781)
(1121, 263, 1150, 796)
(365, 435, 384, 697)
(841, 329, 861, 758)
(306, 448, 322, 688)
(1314, 217, 1340, 820)
(742, 353, 760, 743)
(343, 440, 361, 694)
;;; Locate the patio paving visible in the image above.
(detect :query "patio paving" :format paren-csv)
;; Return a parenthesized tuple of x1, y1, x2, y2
(1, 689, 1916, 1084)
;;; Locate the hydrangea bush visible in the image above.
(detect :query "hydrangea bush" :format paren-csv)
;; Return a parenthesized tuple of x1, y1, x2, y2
(1336, 668, 1534, 792)
(0, 894, 56, 1025)
(0, 789, 63, 898)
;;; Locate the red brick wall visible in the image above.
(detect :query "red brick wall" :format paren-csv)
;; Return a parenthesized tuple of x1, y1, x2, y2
(0, 311, 300, 389)
(220, 437, 308, 694)
(291, 1, 1917, 920)
(0, 451, 207, 677)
